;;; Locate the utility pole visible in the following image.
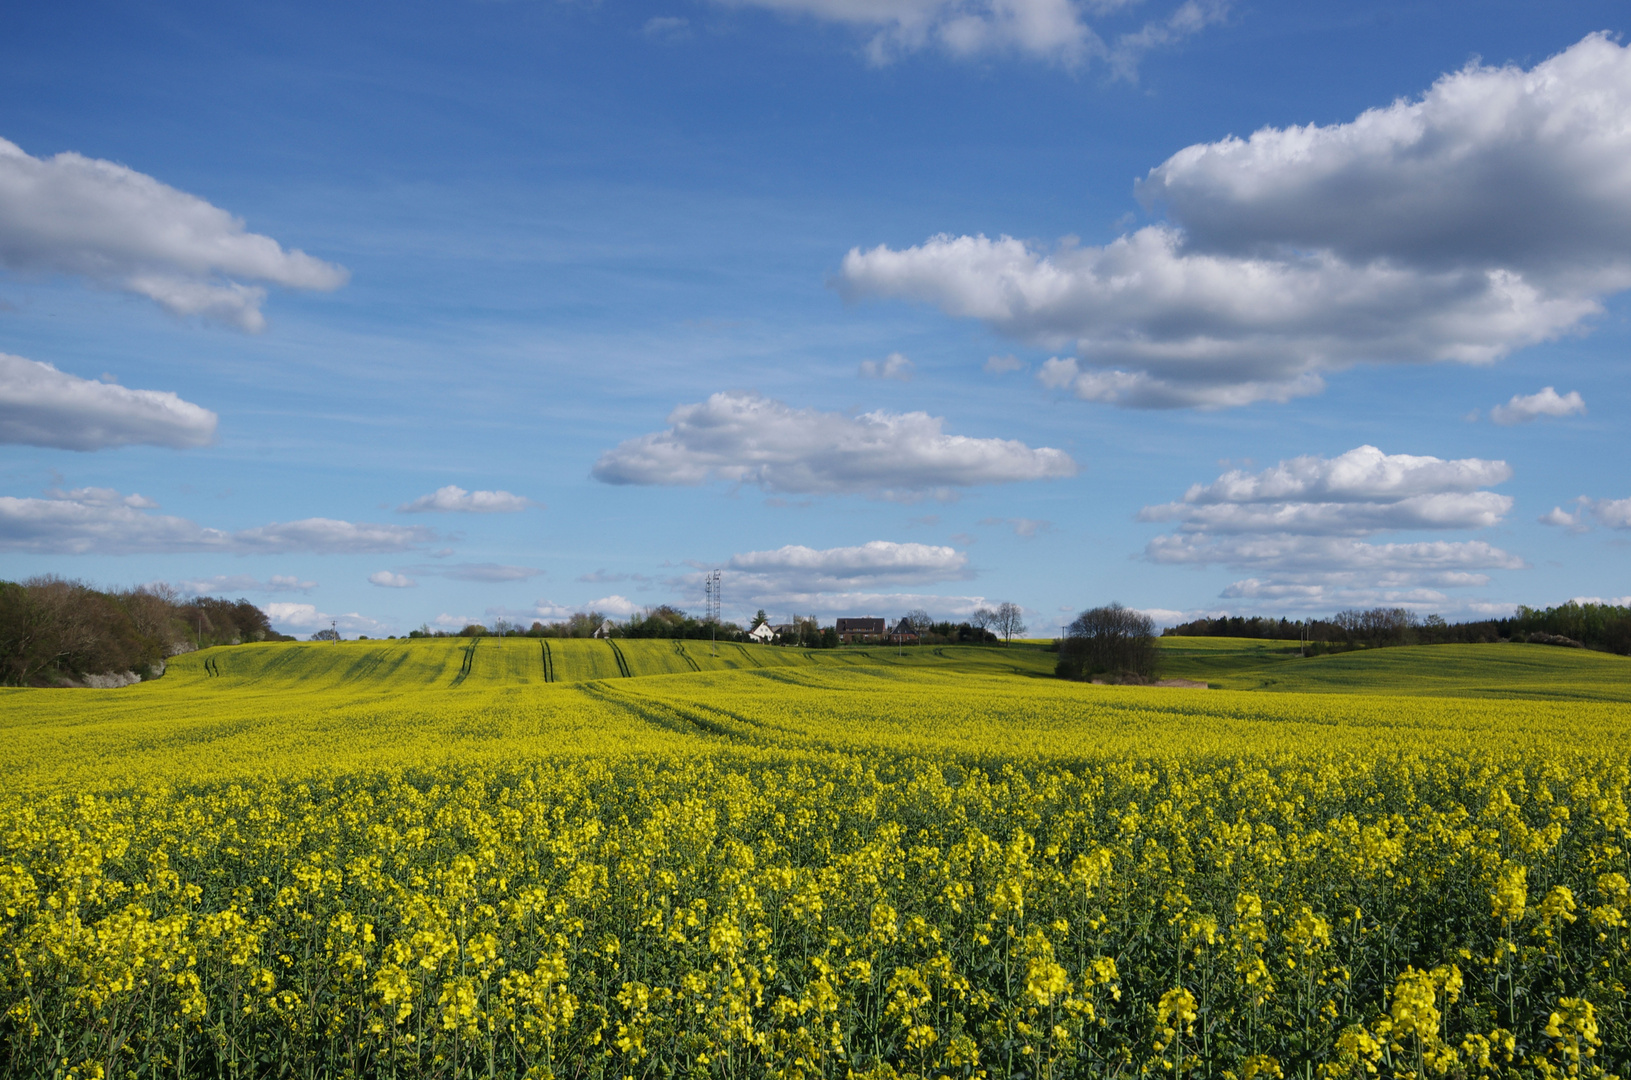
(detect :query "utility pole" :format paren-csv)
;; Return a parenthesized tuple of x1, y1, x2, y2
(704, 570, 721, 656)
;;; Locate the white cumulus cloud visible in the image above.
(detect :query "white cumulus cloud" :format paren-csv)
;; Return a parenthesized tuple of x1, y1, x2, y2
(398, 485, 533, 513)
(839, 34, 1631, 409)
(1592, 497, 1631, 529)
(368, 571, 417, 588)
(1539, 503, 1588, 531)
(1169, 445, 1512, 504)
(0, 352, 216, 450)
(1539, 496, 1631, 532)
(1137, 33, 1631, 273)
(592, 390, 1074, 496)
(1489, 386, 1587, 425)
(0, 137, 347, 332)
(1140, 446, 1521, 611)
(1138, 446, 1513, 535)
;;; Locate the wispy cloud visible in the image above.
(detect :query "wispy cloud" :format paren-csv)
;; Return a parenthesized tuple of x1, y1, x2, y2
(719, 0, 1223, 71)
(0, 486, 433, 554)
(643, 15, 691, 41)
(265, 603, 388, 637)
(656, 540, 985, 619)
(171, 573, 317, 595)
(858, 352, 913, 381)
(578, 569, 652, 584)
(528, 595, 641, 619)
(979, 516, 1053, 537)
(430, 563, 541, 582)
(726, 540, 970, 592)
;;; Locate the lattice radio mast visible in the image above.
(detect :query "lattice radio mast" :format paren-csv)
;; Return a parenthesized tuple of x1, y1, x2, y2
(704, 570, 721, 655)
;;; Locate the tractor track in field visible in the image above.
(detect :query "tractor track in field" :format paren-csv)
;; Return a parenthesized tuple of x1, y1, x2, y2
(607, 639, 632, 678)
(450, 638, 479, 686)
(577, 681, 781, 747)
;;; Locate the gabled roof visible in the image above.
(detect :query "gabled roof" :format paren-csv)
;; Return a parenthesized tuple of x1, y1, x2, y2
(836, 617, 886, 632)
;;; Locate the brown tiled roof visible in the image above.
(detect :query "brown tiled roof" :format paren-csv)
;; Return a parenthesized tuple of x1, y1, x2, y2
(835, 617, 886, 633)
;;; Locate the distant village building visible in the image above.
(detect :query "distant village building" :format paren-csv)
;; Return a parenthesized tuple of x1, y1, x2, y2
(836, 617, 886, 643)
(890, 617, 919, 642)
(592, 619, 615, 639)
(747, 622, 775, 644)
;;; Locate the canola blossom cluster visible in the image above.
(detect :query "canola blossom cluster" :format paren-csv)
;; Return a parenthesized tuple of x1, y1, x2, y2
(0, 641, 1628, 1078)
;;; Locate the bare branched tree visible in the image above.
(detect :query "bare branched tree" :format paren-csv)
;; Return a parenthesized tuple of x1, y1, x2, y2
(904, 608, 933, 636)
(993, 602, 1026, 644)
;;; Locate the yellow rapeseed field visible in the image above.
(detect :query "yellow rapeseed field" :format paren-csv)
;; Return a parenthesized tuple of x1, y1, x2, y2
(2, 638, 1630, 1078)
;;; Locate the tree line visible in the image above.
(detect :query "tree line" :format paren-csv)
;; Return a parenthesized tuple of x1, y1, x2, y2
(412, 603, 1024, 647)
(408, 606, 757, 642)
(0, 577, 288, 687)
(1164, 601, 1631, 655)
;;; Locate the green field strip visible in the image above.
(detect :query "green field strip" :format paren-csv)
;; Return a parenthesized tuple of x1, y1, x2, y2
(1155, 637, 1631, 699)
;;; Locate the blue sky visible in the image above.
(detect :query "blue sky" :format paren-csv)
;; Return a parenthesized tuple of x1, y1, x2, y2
(1, 0, 1628, 636)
